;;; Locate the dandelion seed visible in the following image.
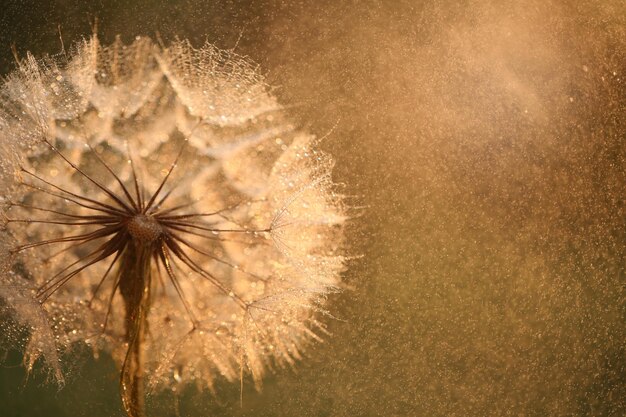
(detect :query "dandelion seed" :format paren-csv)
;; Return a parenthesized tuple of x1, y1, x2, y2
(0, 35, 346, 417)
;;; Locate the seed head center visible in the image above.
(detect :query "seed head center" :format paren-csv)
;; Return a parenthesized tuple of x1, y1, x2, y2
(127, 214, 162, 243)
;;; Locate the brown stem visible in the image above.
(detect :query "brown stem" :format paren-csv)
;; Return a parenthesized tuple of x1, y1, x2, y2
(118, 241, 153, 417)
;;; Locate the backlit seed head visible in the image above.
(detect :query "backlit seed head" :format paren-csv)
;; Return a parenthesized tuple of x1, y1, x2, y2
(127, 215, 163, 243)
(0, 34, 347, 402)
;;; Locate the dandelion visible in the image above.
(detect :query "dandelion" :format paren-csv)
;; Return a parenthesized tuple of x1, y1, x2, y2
(0, 35, 346, 417)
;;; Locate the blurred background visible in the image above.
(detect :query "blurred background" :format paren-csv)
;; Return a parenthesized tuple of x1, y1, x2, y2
(0, 1, 624, 416)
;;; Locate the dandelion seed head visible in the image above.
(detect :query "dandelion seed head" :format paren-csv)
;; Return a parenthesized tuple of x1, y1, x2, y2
(0, 35, 346, 400)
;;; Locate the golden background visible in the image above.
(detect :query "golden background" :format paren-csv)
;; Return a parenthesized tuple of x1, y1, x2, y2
(0, 1, 624, 416)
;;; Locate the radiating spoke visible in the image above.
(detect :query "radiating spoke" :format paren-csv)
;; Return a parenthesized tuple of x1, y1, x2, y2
(8, 202, 120, 221)
(13, 224, 123, 253)
(164, 236, 247, 309)
(155, 202, 247, 221)
(162, 222, 266, 245)
(144, 139, 188, 213)
(38, 231, 127, 303)
(21, 169, 128, 216)
(86, 143, 139, 211)
(88, 249, 125, 306)
(101, 268, 123, 335)
(160, 219, 271, 234)
(125, 141, 144, 211)
(158, 243, 200, 327)
(41, 138, 134, 213)
(6, 218, 119, 226)
(169, 231, 269, 282)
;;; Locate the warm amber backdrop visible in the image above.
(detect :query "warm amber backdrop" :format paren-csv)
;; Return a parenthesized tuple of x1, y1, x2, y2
(1, 1, 624, 416)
